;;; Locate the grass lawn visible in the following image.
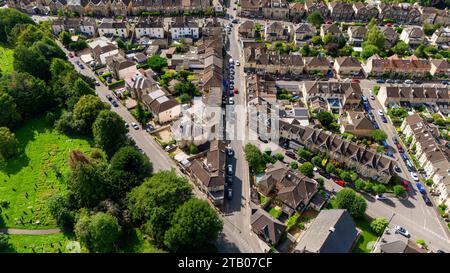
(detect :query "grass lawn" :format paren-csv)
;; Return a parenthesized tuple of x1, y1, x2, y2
(0, 116, 97, 229)
(0, 43, 14, 75)
(268, 206, 282, 219)
(1, 233, 73, 253)
(119, 229, 165, 253)
(352, 217, 378, 253)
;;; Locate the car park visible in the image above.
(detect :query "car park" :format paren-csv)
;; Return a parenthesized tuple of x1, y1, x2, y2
(132, 122, 139, 130)
(394, 226, 410, 237)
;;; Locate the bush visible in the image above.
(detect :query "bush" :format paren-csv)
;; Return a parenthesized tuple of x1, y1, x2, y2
(275, 153, 284, 161)
(107, 80, 125, 88)
(393, 185, 405, 197)
(188, 144, 199, 155)
(289, 161, 298, 169)
(425, 179, 433, 187)
(416, 239, 428, 249)
(297, 148, 313, 161)
(370, 218, 389, 236)
(355, 179, 365, 191)
(326, 163, 336, 174)
(373, 184, 387, 196)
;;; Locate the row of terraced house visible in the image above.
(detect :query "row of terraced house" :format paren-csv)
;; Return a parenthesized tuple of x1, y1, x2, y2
(6, 0, 224, 16)
(238, 0, 449, 26)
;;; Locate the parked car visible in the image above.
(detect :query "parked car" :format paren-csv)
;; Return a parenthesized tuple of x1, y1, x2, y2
(229, 58, 234, 64)
(351, 78, 360, 83)
(441, 80, 449, 85)
(164, 144, 176, 152)
(394, 165, 401, 173)
(386, 79, 394, 83)
(402, 180, 410, 191)
(111, 100, 119, 107)
(401, 153, 408, 161)
(370, 95, 375, 100)
(404, 79, 413, 84)
(376, 79, 385, 84)
(377, 109, 384, 116)
(410, 172, 419, 181)
(285, 151, 297, 160)
(227, 176, 233, 186)
(227, 188, 233, 200)
(227, 164, 233, 175)
(416, 182, 426, 194)
(335, 179, 345, 187)
(236, 60, 240, 66)
(436, 249, 447, 253)
(233, 88, 239, 94)
(376, 194, 388, 200)
(132, 122, 139, 130)
(106, 95, 113, 101)
(69, 52, 74, 58)
(258, 136, 269, 143)
(395, 79, 402, 84)
(381, 116, 388, 123)
(228, 97, 234, 104)
(392, 137, 399, 144)
(227, 147, 234, 156)
(422, 195, 432, 206)
(394, 226, 410, 237)
(124, 123, 129, 129)
(95, 80, 100, 86)
(386, 149, 393, 157)
(396, 144, 404, 153)
(146, 124, 155, 133)
(79, 64, 84, 69)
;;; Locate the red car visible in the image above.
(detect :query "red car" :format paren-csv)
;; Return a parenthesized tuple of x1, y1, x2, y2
(396, 144, 404, 153)
(233, 88, 239, 94)
(69, 52, 74, 58)
(335, 179, 345, 187)
(351, 78, 360, 83)
(402, 180, 410, 191)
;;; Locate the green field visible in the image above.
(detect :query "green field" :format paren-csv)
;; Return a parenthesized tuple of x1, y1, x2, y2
(1, 233, 74, 253)
(0, 43, 14, 75)
(0, 116, 97, 229)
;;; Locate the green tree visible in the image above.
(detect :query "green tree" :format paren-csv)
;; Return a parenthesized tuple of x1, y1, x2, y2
(340, 171, 352, 183)
(0, 72, 50, 118)
(322, 32, 333, 45)
(48, 193, 74, 229)
(299, 162, 314, 178)
(392, 41, 410, 56)
(312, 155, 323, 167)
(0, 92, 21, 128)
(334, 188, 367, 218)
(127, 170, 192, 245)
(370, 217, 389, 236)
(316, 111, 335, 128)
(92, 110, 128, 158)
(147, 55, 168, 72)
(73, 95, 109, 129)
(75, 212, 121, 253)
(244, 143, 266, 174)
(361, 44, 380, 59)
(326, 163, 336, 174)
(355, 179, 365, 191)
(67, 155, 109, 208)
(393, 185, 406, 197)
(373, 184, 387, 196)
(188, 144, 199, 155)
(311, 35, 323, 46)
(59, 31, 71, 45)
(174, 81, 199, 97)
(13, 45, 51, 80)
(290, 161, 298, 169)
(422, 23, 439, 36)
(364, 26, 386, 50)
(164, 198, 223, 252)
(414, 44, 428, 59)
(372, 129, 388, 142)
(0, 127, 19, 159)
(134, 102, 147, 125)
(0, 8, 35, 43)
(72, 78, 95, 97)
(307, 11, 324, 28)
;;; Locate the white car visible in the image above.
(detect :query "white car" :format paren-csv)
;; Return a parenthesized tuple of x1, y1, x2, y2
(410, 172, 419, 181)
(376, 194, 387, 200)
(394, 225, 410, 237)
(228, 97, 234, 104)
(229, 58, 234, 64)
(131, 122, 139, 130)
(404, 79, 413, 84)
(236, 60, 240, 66)
(377, 109, 384, 116)
(370, 95, 375, 100)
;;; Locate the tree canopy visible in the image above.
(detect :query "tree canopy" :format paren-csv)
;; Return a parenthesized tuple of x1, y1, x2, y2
(92, 110, 128, 158)
(164, 198, 223, 252)
(147, 55, 168, 72)
(0, 127, 19, 160)
(307, 11, 324, 28)
(372, 129, 388, 142)
(244, 143, 266, 174)
(334, 188, 367, 218)
(299, 162, 314, 178)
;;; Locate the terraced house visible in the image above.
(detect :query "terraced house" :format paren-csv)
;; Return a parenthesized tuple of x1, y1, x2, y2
(365, 55, 432, 78)
(243, 46, 304, 75)
(239, 0, 289, 20)
(377, 3, 421, 24)
(352, 2, 379, 22)
(279, 121, 398, 183)
(376, 84, 450, 111)
(328, 1, 354, 22)
(401, 115, 450, 213)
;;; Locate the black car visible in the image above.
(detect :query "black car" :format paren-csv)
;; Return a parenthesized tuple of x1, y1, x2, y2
(146, 125, 155, 133)
(422, 195, 432, 206)
(285, 151, 297, 160)
(111, 100, 119, 107)
(106, 95, 113, 101)
(227, 176, 233, 185)
(258, 136, 269, 143)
